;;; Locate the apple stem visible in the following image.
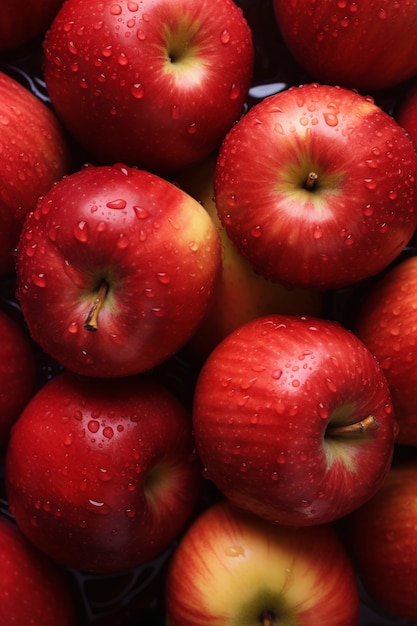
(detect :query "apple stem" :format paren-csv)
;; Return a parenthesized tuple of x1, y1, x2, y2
(84, 281, 109, 332)
(326, 414, 379, 437)
(305, 171, 318, 190)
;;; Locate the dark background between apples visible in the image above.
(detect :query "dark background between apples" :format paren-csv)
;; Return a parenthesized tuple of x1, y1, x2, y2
(0, 0, 415, 624)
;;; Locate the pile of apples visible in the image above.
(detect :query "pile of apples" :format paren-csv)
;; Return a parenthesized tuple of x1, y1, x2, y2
(1, 0, 417, 624)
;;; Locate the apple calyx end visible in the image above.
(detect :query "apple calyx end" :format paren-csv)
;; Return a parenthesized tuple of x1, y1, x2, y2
(84, 281, 109, 332)
(326, 414, 379, 437)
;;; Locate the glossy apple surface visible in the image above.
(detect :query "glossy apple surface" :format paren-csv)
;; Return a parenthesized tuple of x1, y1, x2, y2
(165, 499, 359, 626)
(176, 153, 323, 362)
(350, 460, 417, 622)
(0, 70, 72, 275)
(273, 0, 417, 92)
(355, 254, 417, 446)
(193, 314, 396, 526)
(16, 163, 221, 378)
(0, 515, 77, 625)
(214, 83, 417, 290)
(5, 371, 202, 573)
(43, 0, 254, 175)
(0, 308, 36, 449)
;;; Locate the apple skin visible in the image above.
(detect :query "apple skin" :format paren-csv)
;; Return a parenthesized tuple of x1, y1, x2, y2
(15, 163, 221, 378)
(273, 0, 417, 92)
(42, 0, 254, 175)
(175, 153, 323, 362)
(165, 499, 359, 626)
(0, 70, 72, 276)
(0, 0, 64, 52)
(349, 459, 417, 622)
(214, 83, 417, 290)
(354, 254, 417, 446)
(0, 515, 78, 625)
(0, 308, 36, 449)
(192, 314, 396, 527)
(5, 370, 202, 573)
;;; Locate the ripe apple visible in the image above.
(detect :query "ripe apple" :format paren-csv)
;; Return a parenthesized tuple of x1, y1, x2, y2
(5, 370, 202, 573)
(42, 0, 254, 175)
(349, 459, 417, 623)
(0, 308, 36, 449)
(0, 0, 63, 52)
(165, 499, 360, 626)
(0, 515, 77, 626)
(175, 153, 323, 362)
(273, 0, 417, 92)
(0, 70, 72, 276)
(192, 314, 396, 527)
(354, 253, 417, 446)
(15, 163, 221, 378)
(214, 83, 417, 290)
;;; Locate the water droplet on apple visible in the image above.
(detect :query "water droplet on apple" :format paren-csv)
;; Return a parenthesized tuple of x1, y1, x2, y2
(220, 28, 231, 44)
(98, 468, 113, 482)
(64, 432, 74, 446)
(323, 112, 339, 127)
(67, 40, 78, 55)
(229, 83, 241, 101)
(116, 234, 129, 249)
(325, 377, 338, 392)
(317, 402, 329, 419)
(74, 220, 89, 242)
(313, 225, 323, 239)
(151, 307, 165, 317)
(189, 241, 199, 252)
(224, 545, 245, 557)
(240, 462, 247, 473)
(106, 198, 127, 210)
(117, 52, 129, 66)
(364, 178, 377, 190)
(187, 122, 197, 135)
(270, 472, 279, 481)
(250, 225, 262, 238)
(126, 508, 136, 518)
(103, 426, 114, 439)
(87, 499, 112, 515)
(156, 272, 170, 284)
(137, 29, 146, 41)
(110, 3, 122, 15)
(33, 273, 47, 288)
(133, 205, 150, 220)
(88, 420, 100, 433)
(170, 104, 181, 119)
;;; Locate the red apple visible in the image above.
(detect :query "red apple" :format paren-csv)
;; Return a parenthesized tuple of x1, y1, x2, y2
(15, 163, 221, 378)
(349, 459, 417, 623)
(0, 515, 77, 625)
(0, 70, 72, 275)
(175, 153, 323, 362)
(214, 83, 417, 290)
(355, 253, 417, 446)
(192, 314, 396, 526)
(0, 0, 63, 52)
(0, 308, 36, 449)
(42, 0, 254, 175)
(273, 0, 417, 92)
(5, 370, 202, 573)
(165, 499, 360, 626)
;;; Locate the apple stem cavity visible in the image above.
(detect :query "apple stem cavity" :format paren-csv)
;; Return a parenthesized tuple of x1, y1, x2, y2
(326, 414, 380, 437)
(305, 171, 318, 190)
(84, 281, 109, 332)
